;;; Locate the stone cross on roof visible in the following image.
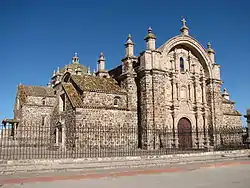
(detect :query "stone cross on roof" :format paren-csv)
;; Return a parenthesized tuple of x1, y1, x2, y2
(181, 18, 187, 27)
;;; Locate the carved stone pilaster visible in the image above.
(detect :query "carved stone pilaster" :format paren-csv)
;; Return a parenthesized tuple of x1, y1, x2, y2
(201, 76, 208, 108)
(193, 76, 199, 106)
(203, 113, 210, 149)
(171, 75, 179, 108)
(171, 112, 178, 148)
(194, 113, 199, 148)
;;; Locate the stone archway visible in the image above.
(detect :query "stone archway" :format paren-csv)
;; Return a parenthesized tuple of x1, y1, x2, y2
(177, 117, 192, 149)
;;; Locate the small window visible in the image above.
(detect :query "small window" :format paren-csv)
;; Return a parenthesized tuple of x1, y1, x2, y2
(114, 97, 120, 107)
(114, 98, 118, 106)
(42, 99, 46, 106)
(180, 57, 184, 72)
(42, 116, 45, 126)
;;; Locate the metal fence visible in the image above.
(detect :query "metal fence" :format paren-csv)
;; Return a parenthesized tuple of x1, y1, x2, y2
(0, 123, 248, 160)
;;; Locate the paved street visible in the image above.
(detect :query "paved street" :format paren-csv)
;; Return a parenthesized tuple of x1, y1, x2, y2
(1, 160, 250, 188)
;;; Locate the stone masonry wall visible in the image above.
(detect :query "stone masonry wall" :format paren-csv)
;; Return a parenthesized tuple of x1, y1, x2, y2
(27, 96, 56, 106)
(17, 103, 55, 145)
(220, 102, 242, 146)
(138, 71, 154, 149)
(64, 94, 76, 149)
(49, 101, 60, 146)
(75, 108, 137, 151)
(219, 115, 242, 146)
(82, 92, 127, 109)
(222, 102, 237, 115)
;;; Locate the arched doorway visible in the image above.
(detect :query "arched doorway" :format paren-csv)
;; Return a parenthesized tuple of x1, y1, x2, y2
(177, 118, 192, 149)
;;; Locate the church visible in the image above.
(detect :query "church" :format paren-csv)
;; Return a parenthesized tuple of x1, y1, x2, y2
(9, 19, 242, 151)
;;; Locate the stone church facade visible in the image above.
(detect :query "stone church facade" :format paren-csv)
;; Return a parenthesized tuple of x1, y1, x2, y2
(8, 20, 242, 150)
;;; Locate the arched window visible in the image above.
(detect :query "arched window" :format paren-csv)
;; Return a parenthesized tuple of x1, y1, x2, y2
(180, 57, 184, 72)
(42, 116, 45, 126)
(42, 98, 46, 106)
(114, 98, 118, 107)
(114, 96, 120, 107)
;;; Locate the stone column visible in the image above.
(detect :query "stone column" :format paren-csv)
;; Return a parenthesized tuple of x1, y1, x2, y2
(172, 113, 178, 148)
(172, 76, 179, 106)
(203, 113, 210, 149)
(198, 113, 205, 149)
(174, 49, 178, 71)
(193, 76, 199, 105)
(201, 76, 207, 106)
(194, 113, 199, 148)
(176, 83, 179, 101)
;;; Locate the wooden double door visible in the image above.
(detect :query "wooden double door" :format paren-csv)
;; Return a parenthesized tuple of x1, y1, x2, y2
(177, 118, 192, 149)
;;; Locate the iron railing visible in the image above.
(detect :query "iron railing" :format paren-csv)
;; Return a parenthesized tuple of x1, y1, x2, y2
(0, 122, 248, 160)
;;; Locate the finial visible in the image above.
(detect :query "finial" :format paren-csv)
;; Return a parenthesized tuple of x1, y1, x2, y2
(181, 18, 187, 27)
(53, 70, 56, 76)
(87, 66, 91, 75)
(72, 52, 79, 64)
(56, 67, 60, 74)
(223, 88, 229, 95)
(125, 34, 134, 46)
(180, 17, 189, 35)
(207, 42, 215, 54)
(98, 52, 105, 61)
(207, 42, 212, 49)
(222, 88, 230, 100)
(148, 27, 152, 33)
(144, 27, 156, 40)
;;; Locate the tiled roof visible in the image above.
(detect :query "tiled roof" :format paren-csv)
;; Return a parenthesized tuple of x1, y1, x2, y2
(62, 83, 83, 108)
(20, 85, 55, 97)
(71, 75, 126, 94)
(18, 85, 56, 105)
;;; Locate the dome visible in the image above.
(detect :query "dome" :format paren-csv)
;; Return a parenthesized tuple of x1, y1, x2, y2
(60, 63, 88, 74)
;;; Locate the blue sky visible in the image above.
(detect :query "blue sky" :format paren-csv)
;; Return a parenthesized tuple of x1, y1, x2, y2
(0, 0, 249, 126)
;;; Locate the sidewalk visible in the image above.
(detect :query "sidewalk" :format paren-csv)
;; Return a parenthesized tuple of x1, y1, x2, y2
(0, 149, 249, 176)
(0, 159, 250, 187)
